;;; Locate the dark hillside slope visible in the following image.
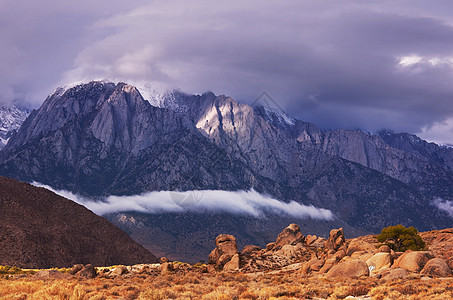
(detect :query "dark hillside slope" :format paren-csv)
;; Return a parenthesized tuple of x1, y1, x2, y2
(0, 176, 157, 268)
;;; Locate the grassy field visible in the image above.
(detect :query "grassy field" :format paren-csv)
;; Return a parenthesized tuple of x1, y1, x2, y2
(1, 268, 452, 299)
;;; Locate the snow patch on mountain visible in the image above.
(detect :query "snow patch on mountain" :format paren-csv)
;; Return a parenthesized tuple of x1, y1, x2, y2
(261, 106, 296, 126)
(137, 84, 190, 113)
(0, 104, 30, 149)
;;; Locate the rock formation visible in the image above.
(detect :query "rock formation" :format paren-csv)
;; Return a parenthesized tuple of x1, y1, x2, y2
(206, 223, 453, 280)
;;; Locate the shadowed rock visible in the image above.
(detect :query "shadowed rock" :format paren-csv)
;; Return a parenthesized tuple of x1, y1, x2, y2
(392, 251, 433, 273)
(420, 258, 452, 277)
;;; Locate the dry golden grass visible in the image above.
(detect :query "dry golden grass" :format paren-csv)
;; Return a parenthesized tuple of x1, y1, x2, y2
(0, 270, 452, 299)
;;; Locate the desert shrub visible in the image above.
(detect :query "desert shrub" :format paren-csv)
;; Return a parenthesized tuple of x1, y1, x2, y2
(0, 265, 34, 276)
(377, 224, 425, 252)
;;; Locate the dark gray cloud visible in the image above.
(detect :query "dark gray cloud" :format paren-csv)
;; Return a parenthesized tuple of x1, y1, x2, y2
(2, 0, 453, 144)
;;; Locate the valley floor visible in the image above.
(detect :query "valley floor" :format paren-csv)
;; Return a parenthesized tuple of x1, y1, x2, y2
(1, 271, 452, 299)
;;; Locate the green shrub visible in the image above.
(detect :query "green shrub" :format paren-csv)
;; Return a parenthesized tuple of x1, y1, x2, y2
(377, 224, 425, 252)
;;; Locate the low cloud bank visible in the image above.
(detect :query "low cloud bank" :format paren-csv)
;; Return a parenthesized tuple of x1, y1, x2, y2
(434, 198, 453, 218)
(32, 183, 333, 220)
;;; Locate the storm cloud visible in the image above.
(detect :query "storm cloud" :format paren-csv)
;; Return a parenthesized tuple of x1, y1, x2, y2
(2, 1, 453, 144)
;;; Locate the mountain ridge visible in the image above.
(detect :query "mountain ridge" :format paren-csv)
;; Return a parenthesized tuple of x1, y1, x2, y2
(0, 81, 452, 261)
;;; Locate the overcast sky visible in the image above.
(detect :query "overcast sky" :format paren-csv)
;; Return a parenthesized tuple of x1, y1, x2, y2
(2, 0, 453, 145)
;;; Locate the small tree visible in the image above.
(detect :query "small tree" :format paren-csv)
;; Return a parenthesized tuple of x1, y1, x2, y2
(377, 224, 425, 252)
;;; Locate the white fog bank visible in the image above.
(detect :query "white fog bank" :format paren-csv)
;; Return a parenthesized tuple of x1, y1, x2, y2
(32, 183, 334, 220)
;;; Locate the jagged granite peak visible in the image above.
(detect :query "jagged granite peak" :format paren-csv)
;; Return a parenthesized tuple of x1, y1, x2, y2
(0, 81, 260, 196)
(167, 90, 453, 200)
(0, 103, 30, 149)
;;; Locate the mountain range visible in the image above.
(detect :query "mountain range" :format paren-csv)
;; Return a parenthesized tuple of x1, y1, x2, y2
(0, 81, 451, 261)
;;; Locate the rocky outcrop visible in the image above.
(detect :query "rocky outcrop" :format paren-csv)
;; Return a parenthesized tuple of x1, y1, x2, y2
(0, 176, 157, 268)
(274, 224, 305, 249)
(208, 234, 239, 271)
(325, 228, 345, 251)
(420, 228, 453, 270)
(205, 224, 453, 281)
(73, 264, 97, 279)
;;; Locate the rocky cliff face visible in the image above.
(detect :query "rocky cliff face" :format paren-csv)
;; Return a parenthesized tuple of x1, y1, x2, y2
(0, 104, 29, 149)
(0, 81, 451, 257)
(0, 82, 259, 196)
(0, 176, 157, 268)
(163, 92, 453, 202)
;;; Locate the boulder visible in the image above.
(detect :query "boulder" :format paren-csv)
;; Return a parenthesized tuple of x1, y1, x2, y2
(208, 234, 238, 270)
(223, 254, 240, 272)
(325, 228, 345, 251)
(310, 237, 326, 248)
(160, 257, 169, 263)
(274, 244, 303, 260)
(346, 238, 375, 256)
(378, 245, 391, 253)
(326, 259, 369, 278)
(241, 245, 261, 256)
(110, 265, 128, 277)
(420, 258, 452, 277)
(266, 242, 276, 251)
(216, 234, 238, 256)
(305, 235, 317, 246)
(366, 253, 392, 271)
(275, 224, 305, 249)
(379, 268, 409, 281)
(69, 264, 83, 275)
(301, 257, 325, 274)
(329, 249, 346, 261)
(75, 264, 97, 279)
(350, 251, 374, 262)
(130, 264, 152, 274)
(392, 251, 433, 273)
(319, 258, 337, 274)
(310, 259, 325, 272)
(161, 262, 173, 275)
(207, 264, 216, 274)
(208, 248, 219, 265)
(218, 254, 234, 267)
